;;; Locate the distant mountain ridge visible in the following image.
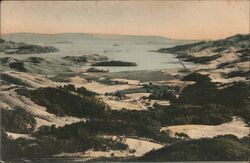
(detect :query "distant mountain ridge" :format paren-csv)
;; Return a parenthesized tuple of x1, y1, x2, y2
(0, 38, 59, 54)
(1, 32, 190, 44)
(157, 34, 250, 56)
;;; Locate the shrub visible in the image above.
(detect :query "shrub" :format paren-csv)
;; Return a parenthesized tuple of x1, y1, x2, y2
(2, 108, 36, 134)
(136, 135, 250, 161)
(16, 85, 107, 118)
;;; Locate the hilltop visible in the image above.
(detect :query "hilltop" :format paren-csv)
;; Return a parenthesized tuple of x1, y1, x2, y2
(0, 39, 59, 54)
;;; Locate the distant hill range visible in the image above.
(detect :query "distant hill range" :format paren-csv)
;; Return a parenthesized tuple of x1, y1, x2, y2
(0, 38, 59, 54)
(157, 33, 249, 82)
(157, 34, 249, 58)
(1, 32, 191, 45)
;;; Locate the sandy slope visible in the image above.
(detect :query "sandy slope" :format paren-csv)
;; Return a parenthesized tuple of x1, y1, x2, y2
(124, 137, 164, 156)
(82, 137, 164, 158)
(82, 81, 141, 94)
(68, 75, 141, 93)
(55, 137, 164, 160)
(101, 97, 145, 110)
(125, 93, 150, 99)
(68, 75, 142, 94)
(111, 78, 140, 85)
(68, 76, 87, 87)
(0, 71, 57, 88)
(6, 132, 35, 140)
(0, 88, 83, 130)
(100, 93, 169, 111)
(161, 118, 249, 139)
(0, 72, 84, 131)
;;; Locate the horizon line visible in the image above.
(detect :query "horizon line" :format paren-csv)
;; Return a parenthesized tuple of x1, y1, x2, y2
(1, 31, 248, 41)
(0, 31, 189, 40)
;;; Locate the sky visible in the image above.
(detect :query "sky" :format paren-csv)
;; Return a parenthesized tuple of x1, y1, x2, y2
(1, 0, 249, 40)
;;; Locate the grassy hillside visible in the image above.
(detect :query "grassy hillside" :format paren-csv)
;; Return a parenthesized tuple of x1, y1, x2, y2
(135, 135, 249, 161)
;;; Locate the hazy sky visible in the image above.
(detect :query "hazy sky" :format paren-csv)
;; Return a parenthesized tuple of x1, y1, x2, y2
(1, 1, 249, 39)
